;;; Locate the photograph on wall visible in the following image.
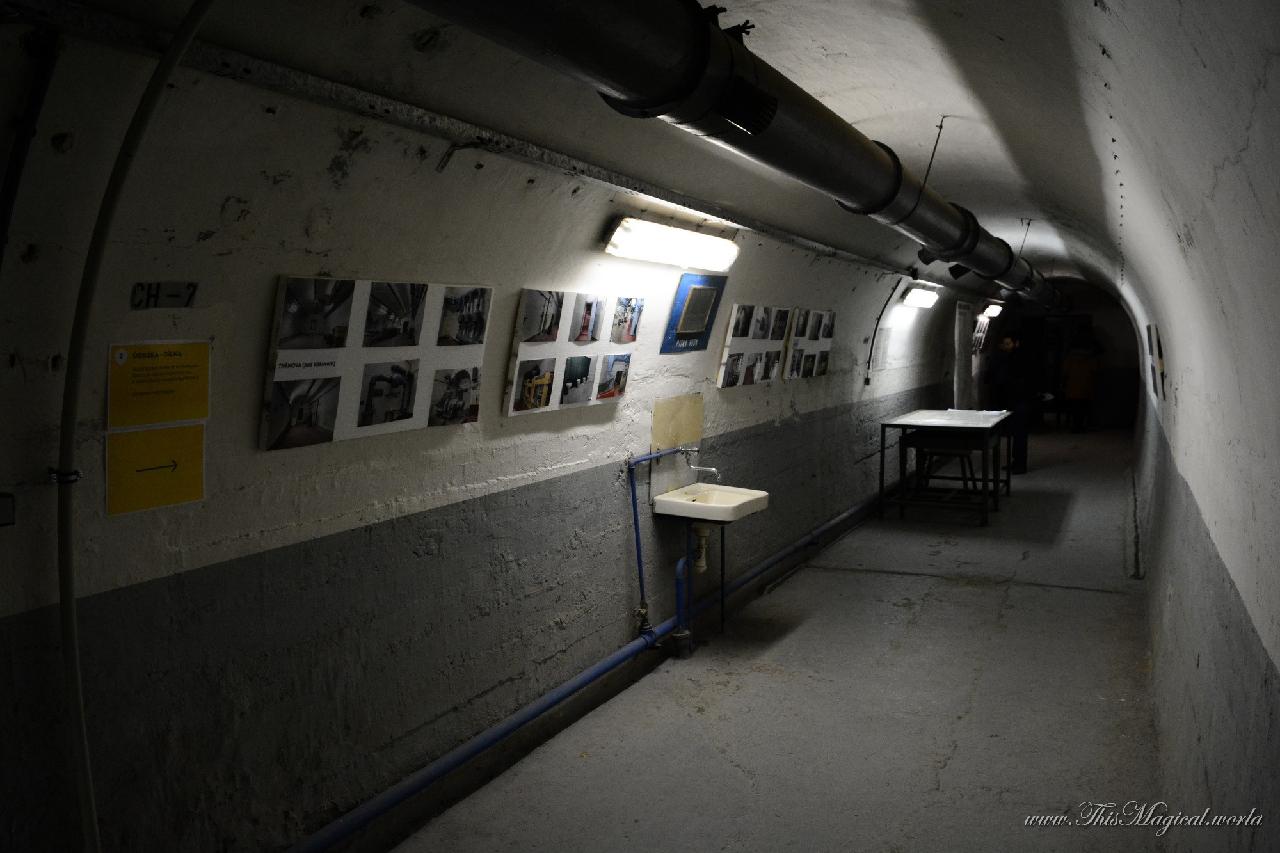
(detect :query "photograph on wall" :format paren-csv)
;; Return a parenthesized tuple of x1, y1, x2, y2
(750, 307, 772, 340)
(264, 377, 342, 450)
(660, 273, 729, 354)
(513, 358, 556, 412)
(263, 276, 493, 448)
(569, 293, 606, 342)
(715, 302, 788, 389)
(787, 348, 804, 379)
(505, 288, 642, 417)
(518, 290, 565, 343)
(276, 278, 355, 349)
(437, 286, 490, 346)
(428, 367, 480, 426)
(560, 355, 597, 406)
(783, 305, 835, 382)
(610, 297, 644, 344)
(770, 309, 791, 341)
(793, 308, 810, 341)
(763, 350, 782, 381)
(596, 354, 630, 400)
(722, 352, 744, 388)
(357, 360, 418, 427)
(363, 282, 426, 347)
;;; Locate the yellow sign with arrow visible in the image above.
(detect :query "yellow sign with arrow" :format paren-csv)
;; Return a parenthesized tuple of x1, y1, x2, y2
(105, 424, 205, 515)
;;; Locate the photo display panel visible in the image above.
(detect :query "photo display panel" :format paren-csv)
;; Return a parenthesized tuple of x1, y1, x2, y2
(261, 276, 492, 450)
(714, 303, 791, 388)
(783, 307, 836, 380)
(504, 289, 645, 416)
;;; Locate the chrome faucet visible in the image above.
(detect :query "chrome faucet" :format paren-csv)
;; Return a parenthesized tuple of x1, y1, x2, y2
(688, 464, 720, 482)
(676, 445, 719, 481)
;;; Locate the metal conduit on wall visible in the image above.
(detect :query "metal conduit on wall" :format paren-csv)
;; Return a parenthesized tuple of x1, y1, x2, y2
(406, 0, 1062, 308)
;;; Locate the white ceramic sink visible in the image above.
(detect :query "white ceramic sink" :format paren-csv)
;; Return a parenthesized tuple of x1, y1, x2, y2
(653, 483, 769, 523)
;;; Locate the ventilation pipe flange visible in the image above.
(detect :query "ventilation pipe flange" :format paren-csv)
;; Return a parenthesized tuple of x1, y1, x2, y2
(924, 204, 982, 263)
(998, 256, 1037, 293)
(669, 31, 778, 139)
(600, 0, 725, 123)
(969, 237, 1017, 282)
(603, 23, 782, 142)
(836, 142, 904, 217)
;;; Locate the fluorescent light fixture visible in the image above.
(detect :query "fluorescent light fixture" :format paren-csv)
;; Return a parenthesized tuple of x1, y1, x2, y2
(902, 287, 939, 309)
(884, 303, 918, 330)
(981, 304, 1003, 318)
(605, 217, 739, 272)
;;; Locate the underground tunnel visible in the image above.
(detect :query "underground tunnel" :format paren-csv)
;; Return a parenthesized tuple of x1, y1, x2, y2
(1, 0, 1277, 851)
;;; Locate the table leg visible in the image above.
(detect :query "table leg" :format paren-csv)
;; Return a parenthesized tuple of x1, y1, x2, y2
(898, 428, 908, 519)
(878, 424, 887, 518)
(991, 431, 1000, 513)
(719, 525, 726, 635)
(1005, 429, 1012, 495)
(980, 439, 990, 526)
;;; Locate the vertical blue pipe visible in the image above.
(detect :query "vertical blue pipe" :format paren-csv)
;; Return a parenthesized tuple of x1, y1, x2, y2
(626, 464, 647, 603)
(625, 446, 687, 627)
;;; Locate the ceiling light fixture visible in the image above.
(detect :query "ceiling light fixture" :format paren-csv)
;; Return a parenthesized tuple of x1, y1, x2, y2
(604, 217, 740, 272)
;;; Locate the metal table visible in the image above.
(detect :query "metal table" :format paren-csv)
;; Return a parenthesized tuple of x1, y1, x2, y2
(878, 409, 1012, 525)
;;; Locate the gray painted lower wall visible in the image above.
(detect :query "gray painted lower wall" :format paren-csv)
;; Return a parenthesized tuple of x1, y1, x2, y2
(1, 383, 946, 852)
(1135, 399, 1280, 852)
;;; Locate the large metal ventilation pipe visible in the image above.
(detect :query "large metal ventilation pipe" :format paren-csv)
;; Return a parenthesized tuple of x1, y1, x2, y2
(406, 0, 1061, 306)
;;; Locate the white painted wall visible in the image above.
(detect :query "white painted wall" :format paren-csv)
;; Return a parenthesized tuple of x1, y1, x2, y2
(0, 31, 948, 618)
(1084, 0, 1280, 663)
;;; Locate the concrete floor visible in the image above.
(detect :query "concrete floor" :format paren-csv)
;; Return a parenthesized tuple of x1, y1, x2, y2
(395, 430, 1161, 852)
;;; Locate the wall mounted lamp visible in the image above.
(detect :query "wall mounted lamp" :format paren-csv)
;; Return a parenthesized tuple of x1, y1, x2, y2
(902, 285, 940, 309)
(981, 304, 1003, 318)
(604, 217, 740, 272)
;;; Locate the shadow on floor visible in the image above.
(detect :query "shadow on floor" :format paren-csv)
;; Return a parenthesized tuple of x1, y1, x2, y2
(888, 486, 1074, 544)
(697, 611, 807, 658)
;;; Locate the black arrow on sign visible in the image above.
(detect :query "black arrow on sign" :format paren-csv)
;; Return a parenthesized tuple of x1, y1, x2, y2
(136, 460, 178, 473)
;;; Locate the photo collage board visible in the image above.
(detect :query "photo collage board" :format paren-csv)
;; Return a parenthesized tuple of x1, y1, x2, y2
(505, 289, 644, 416)
(784, 307, 836, 379)
(715, 303, 792, 388)
(261, 276, 492, 451)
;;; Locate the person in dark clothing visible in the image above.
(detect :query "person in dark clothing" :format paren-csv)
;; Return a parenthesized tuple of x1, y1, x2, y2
(988, 334, 1032, 473)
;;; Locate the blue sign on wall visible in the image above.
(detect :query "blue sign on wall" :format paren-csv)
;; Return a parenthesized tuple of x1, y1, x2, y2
(659, 273, 729, 354)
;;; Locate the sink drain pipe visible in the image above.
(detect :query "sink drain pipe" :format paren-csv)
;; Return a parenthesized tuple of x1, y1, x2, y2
(288, 498, 864, 852)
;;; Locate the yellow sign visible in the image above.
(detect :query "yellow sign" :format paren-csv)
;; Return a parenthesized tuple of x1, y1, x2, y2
(106, 425, 205, 515)
(108, 341, 209, 429)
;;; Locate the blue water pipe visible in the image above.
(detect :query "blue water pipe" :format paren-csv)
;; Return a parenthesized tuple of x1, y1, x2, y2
(288, 492, 867, 853)
(625, 445, 689, 633)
